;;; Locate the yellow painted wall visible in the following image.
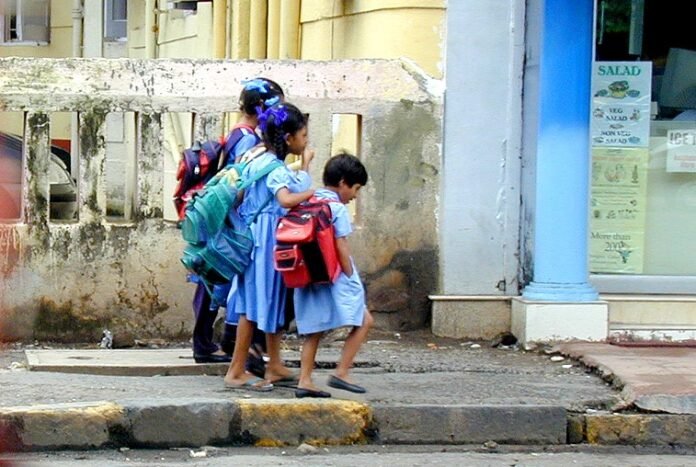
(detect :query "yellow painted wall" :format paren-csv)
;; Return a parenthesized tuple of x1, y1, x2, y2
(127, 1, 147, 58)
(125, 0, 445, 75)
(157, 4, 215, 59)
(300, 0, 445, 78)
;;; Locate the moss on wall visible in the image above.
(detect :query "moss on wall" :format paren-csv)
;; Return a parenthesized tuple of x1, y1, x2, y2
(32, 298, 102, 343)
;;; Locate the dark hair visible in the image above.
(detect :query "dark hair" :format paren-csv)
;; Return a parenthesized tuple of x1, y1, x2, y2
(239, 77, 285, 116)
(323, 152, 368, 187)
(260, 102, 307, 160)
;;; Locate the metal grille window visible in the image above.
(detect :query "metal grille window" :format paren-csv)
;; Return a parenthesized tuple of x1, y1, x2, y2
(0, 0, 49, 44)
(105, 0, 127, 40)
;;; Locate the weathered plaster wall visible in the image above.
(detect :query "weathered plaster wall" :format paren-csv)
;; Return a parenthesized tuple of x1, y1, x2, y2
(0, 58, 442, 342)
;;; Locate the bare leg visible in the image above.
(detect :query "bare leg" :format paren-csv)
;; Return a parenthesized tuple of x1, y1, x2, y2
(335, 310, 374, 381)
(223, 315, 258, 385)
(265, 332, 296, 382)
(297, 333, 323, 390)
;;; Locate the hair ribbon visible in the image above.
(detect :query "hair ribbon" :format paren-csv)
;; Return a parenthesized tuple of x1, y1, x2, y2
(242, 78, 269, 94)
(258, 105, 288, 132)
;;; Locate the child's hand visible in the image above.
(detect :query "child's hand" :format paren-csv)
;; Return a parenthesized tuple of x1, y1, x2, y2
(302, 148, 315, 171)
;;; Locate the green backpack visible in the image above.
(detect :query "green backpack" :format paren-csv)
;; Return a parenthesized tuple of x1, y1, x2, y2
(180, 153, 282, 291)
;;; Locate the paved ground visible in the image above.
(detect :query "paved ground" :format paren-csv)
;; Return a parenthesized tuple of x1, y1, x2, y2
(0, 331, 617, 410)
(1, 330, 695, 450)
(557, 342, 696, 414)
(4, 445, 696, 467)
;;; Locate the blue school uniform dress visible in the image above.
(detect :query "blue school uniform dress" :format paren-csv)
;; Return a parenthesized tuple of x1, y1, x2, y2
(226, 152, 311, 333)
(293, 188, 366, 335)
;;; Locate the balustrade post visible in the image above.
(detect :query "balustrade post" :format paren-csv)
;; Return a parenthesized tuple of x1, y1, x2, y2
(23, 112, 51, 230)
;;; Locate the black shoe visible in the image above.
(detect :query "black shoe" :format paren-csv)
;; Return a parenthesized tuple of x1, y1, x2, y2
(194, 353, 232, 364)
(245, 353, 266, 378)
(295, 388, 332, 398)
(327, 375, 366, 394)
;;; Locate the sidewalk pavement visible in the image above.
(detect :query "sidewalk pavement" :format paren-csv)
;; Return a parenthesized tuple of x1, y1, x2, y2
(0, 330, 694, 451)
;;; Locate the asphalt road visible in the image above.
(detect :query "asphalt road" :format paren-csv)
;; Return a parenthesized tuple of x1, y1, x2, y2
(3, 445, 696, 467)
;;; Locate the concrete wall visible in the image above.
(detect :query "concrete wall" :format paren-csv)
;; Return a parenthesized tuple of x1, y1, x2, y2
(439, 0, 525, 295)
(0, 58, 442, 342)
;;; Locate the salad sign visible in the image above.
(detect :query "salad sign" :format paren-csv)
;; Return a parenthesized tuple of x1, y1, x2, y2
(590, 62, 652, 148)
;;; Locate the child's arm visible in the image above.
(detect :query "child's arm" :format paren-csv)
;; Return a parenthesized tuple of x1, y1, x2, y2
(301, 148, 315, 172)
(276, 187, 314, 209)
(335, 237, 353, 277)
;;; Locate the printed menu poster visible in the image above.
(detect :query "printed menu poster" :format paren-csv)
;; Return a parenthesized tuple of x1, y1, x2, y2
(591, 62, 652, 148)
(666, 129, 696, 173)
(589, 147, 649, 273)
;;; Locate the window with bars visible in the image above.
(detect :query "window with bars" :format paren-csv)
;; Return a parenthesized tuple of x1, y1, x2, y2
(0, 0, 50, 45)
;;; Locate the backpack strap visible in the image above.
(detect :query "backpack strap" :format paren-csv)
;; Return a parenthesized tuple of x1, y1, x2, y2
(219, 125, 259, 169)
(233, 123, 256, 133)
(240, 159, 284, 225)
(238, 158, 282, 190)
(238, 144, 267, 164)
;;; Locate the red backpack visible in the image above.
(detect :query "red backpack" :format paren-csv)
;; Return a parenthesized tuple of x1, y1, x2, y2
(172, 124, 256, 221)
(274, 197, 341, 288)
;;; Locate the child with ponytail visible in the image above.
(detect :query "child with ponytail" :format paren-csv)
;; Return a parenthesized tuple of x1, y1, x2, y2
(224, 102, 314, 391)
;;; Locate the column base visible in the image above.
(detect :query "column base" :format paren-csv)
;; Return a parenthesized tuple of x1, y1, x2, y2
(430, 295, 512, 340)
(511, 297, 608, 344)
(522, 281, 599, 301)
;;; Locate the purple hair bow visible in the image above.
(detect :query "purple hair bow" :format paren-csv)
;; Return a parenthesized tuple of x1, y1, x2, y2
(258, 105, 288, 132)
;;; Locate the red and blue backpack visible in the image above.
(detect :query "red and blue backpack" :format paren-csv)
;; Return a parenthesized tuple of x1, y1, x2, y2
(172, 124, 257, 221)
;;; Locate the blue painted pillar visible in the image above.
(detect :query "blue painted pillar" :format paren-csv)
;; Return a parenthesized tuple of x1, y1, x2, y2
(522, 0, 598, 301)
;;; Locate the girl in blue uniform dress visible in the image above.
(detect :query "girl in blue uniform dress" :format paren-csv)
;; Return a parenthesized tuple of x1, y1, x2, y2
(190, 77, 283, 365)
(220, 78, 286, 375)
(293, 153, 374, 398)
(224, 102, 315, 391)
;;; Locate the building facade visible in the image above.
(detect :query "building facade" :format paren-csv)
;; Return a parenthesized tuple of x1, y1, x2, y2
(434, 0, 696, 343)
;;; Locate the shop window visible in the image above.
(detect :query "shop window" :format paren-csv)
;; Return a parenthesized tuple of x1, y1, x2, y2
(0, 0, 49, 45)
(591, 0, 696, 279)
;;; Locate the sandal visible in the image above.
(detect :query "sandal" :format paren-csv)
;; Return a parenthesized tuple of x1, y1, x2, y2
(224, 376, 273, 392)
